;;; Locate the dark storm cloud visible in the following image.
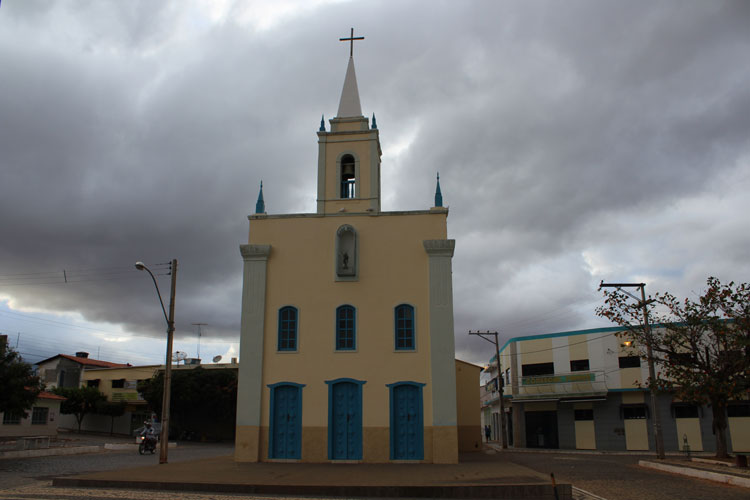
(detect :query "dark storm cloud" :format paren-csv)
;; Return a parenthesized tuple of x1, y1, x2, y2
(1, 1, 749, 366)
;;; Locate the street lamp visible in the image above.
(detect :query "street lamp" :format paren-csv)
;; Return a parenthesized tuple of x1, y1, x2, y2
(135, 259, 178, 464)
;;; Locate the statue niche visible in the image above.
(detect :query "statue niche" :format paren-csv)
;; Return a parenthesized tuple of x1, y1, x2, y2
(336, 225, 357, 279)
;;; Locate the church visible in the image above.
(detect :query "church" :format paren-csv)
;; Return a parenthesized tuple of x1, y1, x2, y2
(234, 35, 478, 463)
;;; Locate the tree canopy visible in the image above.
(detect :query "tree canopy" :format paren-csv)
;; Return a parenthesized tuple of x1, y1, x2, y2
(597, 276, 750, 457)
(52, 385, 106, 432)
(0, 344, 42, 418)
(137, 366, 237, 440)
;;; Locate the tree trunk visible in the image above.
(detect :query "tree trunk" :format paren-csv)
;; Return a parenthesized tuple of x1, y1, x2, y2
(76, 414, 83, 433)
(710, 398, 729, 458)
(110, 417, 114, 436)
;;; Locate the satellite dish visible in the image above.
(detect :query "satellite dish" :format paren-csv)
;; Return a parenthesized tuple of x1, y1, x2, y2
(172, 351, 188, 364)
(212, 355, 222, 363)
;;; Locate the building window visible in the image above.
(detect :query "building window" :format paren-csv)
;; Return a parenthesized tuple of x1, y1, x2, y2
(574, 409, 594, 421)
(728, 403, 750, 418)
(111, 379, 125, 389)
(336, 305, 356, 350)
(278, 306, 298, 351)
(340, 154, 355, 198)
(2, 412, 21, 425)
(394, 304, 415, 350)
(87, 379, 100, 388)
(622, 405, 648, 420)
(522, 362, 554, 377)
(618, 356, 641, 368)
(570, 359, 590, 372)
(672, 404, 699, 419)
(31, 407, 49, 425)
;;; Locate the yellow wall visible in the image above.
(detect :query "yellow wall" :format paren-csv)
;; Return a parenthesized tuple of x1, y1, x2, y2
(729, 417, 750, 452)
(455, 360, 482, 452)
(624, 420, 648, 450)
(82, 366, 157, 402)
(251, 211, 447, 429)
(675, 418, 703, 452)
(519, 338, 553, 365)
(575, 421, 596, 450)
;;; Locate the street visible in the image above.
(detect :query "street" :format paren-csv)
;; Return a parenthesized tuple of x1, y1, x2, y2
(1, 441, 749, 500)
(494, 450, 750, 500)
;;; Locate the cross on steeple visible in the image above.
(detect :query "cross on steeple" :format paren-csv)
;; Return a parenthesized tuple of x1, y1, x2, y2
(339, 27, 364, 58)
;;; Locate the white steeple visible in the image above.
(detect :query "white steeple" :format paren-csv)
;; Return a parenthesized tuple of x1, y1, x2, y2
(336, 57, 362, 118)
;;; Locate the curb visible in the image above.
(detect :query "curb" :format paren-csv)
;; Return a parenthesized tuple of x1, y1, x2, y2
(639, 460, 750, 489)
(0, 445, 101, 460)
(52, 478, 572, 499)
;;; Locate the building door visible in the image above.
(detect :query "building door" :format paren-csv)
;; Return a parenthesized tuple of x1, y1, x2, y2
(525, 411, 559, 449)
(330, 381, 363, 459)
(390, 383, 424, 460)
(269, 384, 302, 459)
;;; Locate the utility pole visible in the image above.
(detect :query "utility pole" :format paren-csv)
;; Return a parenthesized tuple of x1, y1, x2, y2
(468, 330, 507, 449)
(160, 258, 178, 464)
(600, 281, 665, 459)
(192, 323, 207, 360)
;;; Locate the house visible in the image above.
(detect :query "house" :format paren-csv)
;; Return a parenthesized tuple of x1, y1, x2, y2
(235, 46, 467, 463)
(0, 391, 65, 439)
(484, 326, 750, 453)
(69, 360, 240, 436)
(35, 352, 129, 389)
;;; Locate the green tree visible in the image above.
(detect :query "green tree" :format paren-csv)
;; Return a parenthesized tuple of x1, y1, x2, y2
(96, 400, 127, 435)
(137, 367, 237, 440)
(0, 344, 42, 418)
(52, 386, 106, 433)
(597, 277, 750, 458)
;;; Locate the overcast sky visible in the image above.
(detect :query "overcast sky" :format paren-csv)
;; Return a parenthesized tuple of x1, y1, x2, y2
(1, 0, 749, 369)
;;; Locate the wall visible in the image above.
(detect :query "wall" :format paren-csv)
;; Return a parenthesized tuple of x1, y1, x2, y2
(455, 360, 482, 452)
(0, 399, 62, 438)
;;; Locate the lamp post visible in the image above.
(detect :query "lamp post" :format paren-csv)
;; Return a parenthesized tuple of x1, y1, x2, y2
(135, 259, 178, 464)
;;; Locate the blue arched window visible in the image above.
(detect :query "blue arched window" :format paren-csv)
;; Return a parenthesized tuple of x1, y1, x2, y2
(336, 305, 356, 350)
(278, 306, 298, 351)
(394, 304, 415, 351)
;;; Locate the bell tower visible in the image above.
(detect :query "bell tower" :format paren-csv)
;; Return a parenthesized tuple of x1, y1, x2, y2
(317, 30, 382, 214)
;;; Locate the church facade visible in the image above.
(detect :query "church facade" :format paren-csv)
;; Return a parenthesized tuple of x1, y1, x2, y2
(234, 52, 463, 463)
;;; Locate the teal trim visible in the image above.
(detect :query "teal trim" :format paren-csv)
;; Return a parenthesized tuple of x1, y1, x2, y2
(255, 181, 265, 214)
(394, 304, 415, 351)
(434, 172, 443, 207)
(319, 115, 326, 132)
(336, 305, 356, 350)
(277, 306, 298, 351)
(325, 378, 366, 460)
(267, 382, 305, 459)
(371, 113, 377, 129)
(608, 388, 643, 392)
(387, 381, 426, 460)
(494, 325, 625, 358)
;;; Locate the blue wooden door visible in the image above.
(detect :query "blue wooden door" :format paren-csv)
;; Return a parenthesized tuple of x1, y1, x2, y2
(392, 384, 423, 459)
(331, 381, 362, 459)
(271, 385, 301, 459)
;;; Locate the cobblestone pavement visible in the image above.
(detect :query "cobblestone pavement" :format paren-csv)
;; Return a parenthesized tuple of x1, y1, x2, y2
(0, 440, 234, 489)
(498, 450, 749, 500)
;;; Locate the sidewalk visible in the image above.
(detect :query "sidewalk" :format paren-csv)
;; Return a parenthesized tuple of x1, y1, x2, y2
(53, 450, 573, 499)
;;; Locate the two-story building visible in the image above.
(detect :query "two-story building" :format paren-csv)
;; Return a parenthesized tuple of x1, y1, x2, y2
(485, 326, 750, 453)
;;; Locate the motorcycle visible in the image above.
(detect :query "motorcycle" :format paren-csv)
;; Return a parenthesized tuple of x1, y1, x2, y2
(138, 435, 157, 455)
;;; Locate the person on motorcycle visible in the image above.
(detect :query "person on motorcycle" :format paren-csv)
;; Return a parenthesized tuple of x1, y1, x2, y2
(141, 421, 157, 447)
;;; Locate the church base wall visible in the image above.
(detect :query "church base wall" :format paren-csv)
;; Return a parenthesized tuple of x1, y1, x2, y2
(234, 425, 261, 462)
(432, 426, 459, 464)
(241, 425, 459, 463)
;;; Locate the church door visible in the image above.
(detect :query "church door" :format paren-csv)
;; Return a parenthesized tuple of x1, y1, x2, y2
(269, 384, 302, 459)
(330, 381, 363, 459)
(390, 383, 423, 460)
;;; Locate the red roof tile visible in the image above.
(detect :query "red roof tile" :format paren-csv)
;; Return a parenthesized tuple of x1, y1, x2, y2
(36, 354, 129, 368)
(37, 391, 66, 400)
